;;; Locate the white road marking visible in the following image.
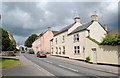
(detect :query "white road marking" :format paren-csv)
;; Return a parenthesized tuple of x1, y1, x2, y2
(44, 60, 53, 64)
(58, 64, 79, 72)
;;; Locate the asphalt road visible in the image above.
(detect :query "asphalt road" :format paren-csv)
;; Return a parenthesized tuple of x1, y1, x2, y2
(22, 53, 118, 77)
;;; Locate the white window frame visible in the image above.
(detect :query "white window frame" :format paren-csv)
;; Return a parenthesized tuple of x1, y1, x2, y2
(73, 33, 79, 42)
(62, 46, 65, 54)
(56, 47, 58, 54)
(59, 47, 61, 54)
(55, 38, 57, 44)
(62, 35, 65, 43)
(74, 46, 80, 55)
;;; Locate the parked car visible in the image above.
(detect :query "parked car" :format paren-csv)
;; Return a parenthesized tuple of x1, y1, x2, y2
(36, 51, 47, 58)
(29, 49, 34, 54)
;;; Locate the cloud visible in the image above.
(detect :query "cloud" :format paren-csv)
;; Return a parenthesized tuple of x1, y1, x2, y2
(13, 35, 27, 45)
(2, 2, 118, 45)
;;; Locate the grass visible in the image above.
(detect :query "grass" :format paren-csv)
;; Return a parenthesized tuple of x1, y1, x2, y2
(0, 58, 20, 68)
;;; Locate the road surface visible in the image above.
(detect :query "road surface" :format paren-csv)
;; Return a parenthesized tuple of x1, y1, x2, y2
(22, 53, 118, 77)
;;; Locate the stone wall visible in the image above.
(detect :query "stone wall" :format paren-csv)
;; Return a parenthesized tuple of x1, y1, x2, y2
(0, 51, 15, 56)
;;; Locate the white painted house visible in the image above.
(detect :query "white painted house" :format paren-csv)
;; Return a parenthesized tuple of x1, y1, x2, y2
(51, 12, 119, 65)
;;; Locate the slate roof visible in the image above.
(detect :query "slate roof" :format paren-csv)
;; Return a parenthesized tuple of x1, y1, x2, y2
(52, 31, 58, 35)
(108, 29, 120, 35)
(68, 21, 93, 35)
(54, 23, 76, 36)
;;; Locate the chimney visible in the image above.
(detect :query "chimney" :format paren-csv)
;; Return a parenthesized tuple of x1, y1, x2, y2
(74, 17, 80, 23)
(91, 11, 98, 21)
(48, 27, 51, 31)
(104, 24, 108, 31)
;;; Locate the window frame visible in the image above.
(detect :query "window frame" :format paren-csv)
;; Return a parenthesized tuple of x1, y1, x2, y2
(62, 35, 65, 43)
(62, 46, 65, 54)
(74, 46, 80, 55)
(73, 33, 79, 42)
(55, 38, 57, 44)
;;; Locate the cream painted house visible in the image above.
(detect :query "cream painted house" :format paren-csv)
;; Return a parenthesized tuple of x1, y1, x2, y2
(51, 12, 119, 65)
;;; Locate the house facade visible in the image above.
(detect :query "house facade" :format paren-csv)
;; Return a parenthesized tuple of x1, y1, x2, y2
(32, 27, 58, 54)
(51, 12, 119, 65)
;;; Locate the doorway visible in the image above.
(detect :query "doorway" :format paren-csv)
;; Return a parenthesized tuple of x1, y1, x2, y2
(91, 48, 97, 63)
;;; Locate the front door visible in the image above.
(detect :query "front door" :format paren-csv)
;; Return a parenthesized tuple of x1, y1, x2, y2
(92, 48, 97, 63)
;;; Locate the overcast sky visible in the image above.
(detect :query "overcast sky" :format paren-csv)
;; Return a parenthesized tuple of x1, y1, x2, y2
(2, 1, 118, 45)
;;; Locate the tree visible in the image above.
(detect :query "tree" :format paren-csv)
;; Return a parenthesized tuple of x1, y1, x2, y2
(24, 34, 38, 47)
(101, 34, 120, 46)
(0, 28, 15, 51)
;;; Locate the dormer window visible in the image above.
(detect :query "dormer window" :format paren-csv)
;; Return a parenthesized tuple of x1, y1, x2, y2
(74, 34, 79, 42)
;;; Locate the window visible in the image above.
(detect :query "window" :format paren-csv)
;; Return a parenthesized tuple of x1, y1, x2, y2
(62, 46, 65, 54)
(59, 47, 61, 54)
(56, 47, 58, 54)
(73, 34, 79, 42)
(74, 46, 80, 54)
(51, 40, 53, 46)
(62, 35, 65, 43)
(51, 48, 53, 54)
(55, 38, 57, 44)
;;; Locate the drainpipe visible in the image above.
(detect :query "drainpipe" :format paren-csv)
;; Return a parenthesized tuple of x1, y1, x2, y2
(83, 46, 85, 61)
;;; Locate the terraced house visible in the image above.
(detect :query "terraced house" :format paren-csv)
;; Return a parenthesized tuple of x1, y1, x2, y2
(32, 27, 58, 54)
(51, 12, 119, 65)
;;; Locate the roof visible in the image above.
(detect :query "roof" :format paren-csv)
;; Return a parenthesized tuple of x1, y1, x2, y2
(52, 31, 58, 35)
(68, 21, 93, 35)
(38, 30, 58, 37)
(108, 29, 120, 35)
(54, 23, 75, 36)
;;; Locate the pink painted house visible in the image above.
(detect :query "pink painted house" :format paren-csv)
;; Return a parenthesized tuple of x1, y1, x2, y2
(32, 27, 58, 54)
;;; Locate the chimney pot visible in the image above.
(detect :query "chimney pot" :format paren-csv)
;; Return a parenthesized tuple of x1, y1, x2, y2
(104, 24, 108, 31)
(91, 11, 99, 21)
(48, 27, 51, 31)
(74, 17, 80, 23)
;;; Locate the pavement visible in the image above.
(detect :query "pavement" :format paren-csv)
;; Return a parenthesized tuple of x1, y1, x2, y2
(2, 53, 54, 76)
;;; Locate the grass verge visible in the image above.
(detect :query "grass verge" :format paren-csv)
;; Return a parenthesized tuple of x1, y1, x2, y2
(0, 58, 20, 68)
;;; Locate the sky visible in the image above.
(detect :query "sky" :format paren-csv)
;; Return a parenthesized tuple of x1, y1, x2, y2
(2, 1, 119, 45)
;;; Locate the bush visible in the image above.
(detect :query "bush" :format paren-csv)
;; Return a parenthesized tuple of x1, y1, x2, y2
(86, 56, 90, 62)
(101, 35, 120, 46)
(46, 52, 50, 54)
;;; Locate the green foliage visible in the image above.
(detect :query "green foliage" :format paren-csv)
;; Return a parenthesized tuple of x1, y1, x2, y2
(86, 36, 100, 44)
(46, 52, 50, 54)
(86, 56, 90, 62)
(0, 59, 20, 68)
(0, 28, 15, 51)
(24, 34, 38, 47)
(100, 35, 120, 46)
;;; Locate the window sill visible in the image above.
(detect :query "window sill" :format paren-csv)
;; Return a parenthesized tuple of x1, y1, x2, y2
(74, 53, 80, 55)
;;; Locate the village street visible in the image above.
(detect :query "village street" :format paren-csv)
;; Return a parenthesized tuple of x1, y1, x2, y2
(22, 52, 118, 77)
